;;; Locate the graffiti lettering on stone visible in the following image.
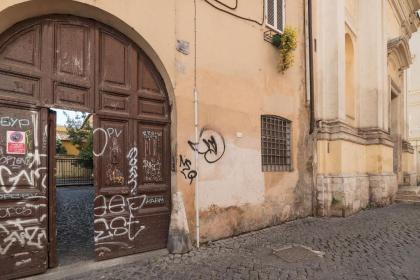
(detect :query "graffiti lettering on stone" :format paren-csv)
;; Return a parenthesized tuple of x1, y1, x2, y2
(179, 155, 197, 184)
(94, 195, 147, 256)
(188, 128, 225, 164)
(127, 147, 138, 195)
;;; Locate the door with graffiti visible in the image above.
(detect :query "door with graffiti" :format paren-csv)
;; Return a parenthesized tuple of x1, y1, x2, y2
(0, 15, 172, 277)
(93, 100, 171, 260)
(0, 106, 50, 278)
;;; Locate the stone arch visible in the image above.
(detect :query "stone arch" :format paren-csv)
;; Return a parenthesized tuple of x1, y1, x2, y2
(0, 12, 176, 277)
(0, 1, 177, 178)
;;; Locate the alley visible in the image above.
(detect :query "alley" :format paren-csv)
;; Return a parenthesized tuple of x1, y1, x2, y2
(57, 186, 94, 266)
(59, 203, 420, 280)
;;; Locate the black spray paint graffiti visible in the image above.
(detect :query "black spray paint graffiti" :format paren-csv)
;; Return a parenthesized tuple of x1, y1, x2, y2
(188, 128, 225, 164)
(180, 128, 225, 184)
(179, 155, 197, 184)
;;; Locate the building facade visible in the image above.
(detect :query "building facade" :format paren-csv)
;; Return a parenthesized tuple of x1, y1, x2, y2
(314, 0, 420, 217)
(0, 1, 313, 278)
(408, 31, 420, 184)
(0, 0, 418, 279)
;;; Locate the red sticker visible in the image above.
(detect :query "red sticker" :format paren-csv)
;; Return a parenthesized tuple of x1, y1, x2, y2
(6, 131, 26, 155)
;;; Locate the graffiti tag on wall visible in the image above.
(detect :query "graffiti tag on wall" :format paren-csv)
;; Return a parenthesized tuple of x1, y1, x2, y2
(180, 127, 225, 184)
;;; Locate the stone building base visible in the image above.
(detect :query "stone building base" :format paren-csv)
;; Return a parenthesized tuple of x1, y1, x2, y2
(369, 173, 397, 206)
(402, 172, 417, 186)
(316, 173, 397, 217)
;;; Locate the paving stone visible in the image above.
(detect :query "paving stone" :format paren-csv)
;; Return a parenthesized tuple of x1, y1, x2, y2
(56, 186, 95, 266)
(63, 203, 420, 280)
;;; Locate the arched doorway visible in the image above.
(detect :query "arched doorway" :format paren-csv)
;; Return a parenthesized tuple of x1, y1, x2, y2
(0, 15, 171, 279)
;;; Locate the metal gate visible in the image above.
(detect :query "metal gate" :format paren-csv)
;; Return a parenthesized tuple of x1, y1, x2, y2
(56, 157, 93, 186)
(0, 16, 171, 279)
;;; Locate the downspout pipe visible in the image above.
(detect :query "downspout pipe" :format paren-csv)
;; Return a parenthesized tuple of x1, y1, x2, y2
(308, 0, 315, 134)
(306, 0, 318, 216)
(193, 0, 200, 248)
(194, 88, 200, 248)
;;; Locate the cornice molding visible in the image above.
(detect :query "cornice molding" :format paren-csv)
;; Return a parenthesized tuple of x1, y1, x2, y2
(316, 119, 394, 147)
(388, 36, 413, 70)
(389, 0, 420, 37)
(402, 139, 415, 153)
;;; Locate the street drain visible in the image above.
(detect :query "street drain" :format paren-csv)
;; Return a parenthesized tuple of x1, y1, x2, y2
(271, 244, 325, 263)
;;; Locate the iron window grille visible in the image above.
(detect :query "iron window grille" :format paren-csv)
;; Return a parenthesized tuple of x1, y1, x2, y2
(261, 115, 292, 172)
(265, 0, 285, 34)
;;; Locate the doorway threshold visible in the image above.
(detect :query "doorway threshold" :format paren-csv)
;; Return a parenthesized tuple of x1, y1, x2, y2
(22, 249, 169, 280)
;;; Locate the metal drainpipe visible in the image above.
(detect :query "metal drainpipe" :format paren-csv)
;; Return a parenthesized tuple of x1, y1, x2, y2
(308, 0, 315, 134)
(307, 0, 318, 216)
(193, 0, 200, 248)
(194, 88, 200, 248)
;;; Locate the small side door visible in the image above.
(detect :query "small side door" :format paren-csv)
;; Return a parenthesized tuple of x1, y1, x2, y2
(0, 106, 49, 279)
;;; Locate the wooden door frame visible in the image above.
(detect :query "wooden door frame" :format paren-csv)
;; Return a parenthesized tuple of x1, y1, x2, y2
(48, 109, 58, 268)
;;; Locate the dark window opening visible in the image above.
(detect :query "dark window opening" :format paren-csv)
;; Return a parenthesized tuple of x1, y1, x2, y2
(261, 115, 292, 172)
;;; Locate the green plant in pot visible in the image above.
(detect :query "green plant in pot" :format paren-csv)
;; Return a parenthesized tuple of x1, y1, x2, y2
(272, 27, 297, 73)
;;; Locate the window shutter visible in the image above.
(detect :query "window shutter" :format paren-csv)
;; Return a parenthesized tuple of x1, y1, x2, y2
(276, 0, 284, 32)
(267, 0, 275, 28)
(266, 0, 285, 33)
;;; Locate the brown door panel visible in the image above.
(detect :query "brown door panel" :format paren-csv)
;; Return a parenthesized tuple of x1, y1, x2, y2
(0, 106, 49, 279)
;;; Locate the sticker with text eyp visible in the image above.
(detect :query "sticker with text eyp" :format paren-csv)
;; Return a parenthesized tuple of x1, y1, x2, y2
(6, 130, 26, 155)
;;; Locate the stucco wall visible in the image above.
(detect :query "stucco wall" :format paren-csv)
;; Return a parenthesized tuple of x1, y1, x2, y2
(0, 0, 312, 242)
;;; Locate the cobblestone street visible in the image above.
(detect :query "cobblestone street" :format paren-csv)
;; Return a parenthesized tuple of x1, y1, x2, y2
(60, 203, 420, 280)
(57, 186, 95, 266)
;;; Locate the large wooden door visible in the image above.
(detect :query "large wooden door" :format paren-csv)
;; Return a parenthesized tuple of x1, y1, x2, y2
(92, 24, 171, 260)
(0, 15, 171, 277)
(0, 106, 50, 279)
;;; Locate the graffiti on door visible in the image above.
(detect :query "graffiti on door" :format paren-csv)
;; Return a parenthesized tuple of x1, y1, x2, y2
(142, 130, 163, 182)
(0, 110, 48, 272)
(0, 115, 47, 194)
(94, 194, 147, 256)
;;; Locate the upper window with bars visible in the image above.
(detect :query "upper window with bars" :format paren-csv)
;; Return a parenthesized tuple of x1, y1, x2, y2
(265, 0, 285, 34)
(261, 115, 292, 172)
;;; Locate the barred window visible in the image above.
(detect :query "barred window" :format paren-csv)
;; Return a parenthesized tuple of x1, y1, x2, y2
(261, 115, 292, 172)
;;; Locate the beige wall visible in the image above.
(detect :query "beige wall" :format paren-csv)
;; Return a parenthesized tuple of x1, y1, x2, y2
(314, 0, 420, 215)
(0, 0, 312, 241)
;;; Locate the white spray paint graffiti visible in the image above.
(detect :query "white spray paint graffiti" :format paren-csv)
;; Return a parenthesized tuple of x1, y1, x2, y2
(0, 117, 30, 129)
(142, 159, 162, 181)
(127, 147, 138, 195)
(0, 114, 47, 193)
(93, 127, 123, 157)
(0, 206, 32, 219)
(0, 218, 47, 256)
(94, 195, 146, 245)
